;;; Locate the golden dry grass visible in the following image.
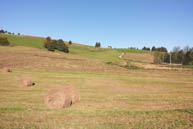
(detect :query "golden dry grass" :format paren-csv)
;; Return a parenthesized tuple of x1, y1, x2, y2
(123, 52, 154, 63)
(0, 46, 125, 73)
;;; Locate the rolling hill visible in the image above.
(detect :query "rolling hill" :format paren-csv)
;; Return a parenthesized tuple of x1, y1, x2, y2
(0, 33, 150, 64)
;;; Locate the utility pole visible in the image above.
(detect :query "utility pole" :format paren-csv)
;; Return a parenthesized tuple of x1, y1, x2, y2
(170, 53, 172, 64)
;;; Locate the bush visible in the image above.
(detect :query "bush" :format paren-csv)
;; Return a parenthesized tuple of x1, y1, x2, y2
(142, 46, 150, 51)
(56, 39, 64, 51)
(151, 46, 168, 52)
(69, 40, 72, 45)
(151, 46, 156, 51)
(0, 29, 5, 33)
(154, 52, 165, 64)
(47, 40, 56, 51)
(44, 37, 69, 53)
(169, 46, 193, 65)
(43, 36, 51, 48)
(184, 51, 193, 65)
(52, 40, 57, 49)
(95, 42, 101, 48)
(63, 44, 69, 53)
(56, 39, 69, 53)
(0, 37, 10, 46)
(163, 53, 170, 63)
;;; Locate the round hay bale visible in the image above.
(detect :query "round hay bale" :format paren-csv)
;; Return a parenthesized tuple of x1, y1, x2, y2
(45, 87, 80, 109)
(21, 78, 35, 87)
(3, 67, 12, 72)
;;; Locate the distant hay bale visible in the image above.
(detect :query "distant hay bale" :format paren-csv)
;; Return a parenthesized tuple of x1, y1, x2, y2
(3, 67, 12, 72)
(45, 87, 80, 109)
(21, 78, 35, 87)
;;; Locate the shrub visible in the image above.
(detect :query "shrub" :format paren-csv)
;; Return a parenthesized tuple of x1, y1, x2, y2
(52, 40, 57, 49)
(0, 37, 10, 46)
(0, 29, 5, 33)
(63, 44, 69, 53)
(184, 51, 193, 65)
(44, 37, 69, 53)
(43, 36, 51, 48)
(56, 39, 64, 51)
(154, 52, 165, 64)
(95, 42, 101, 48)
(47, 40, 56, 51)
(142, 46, 150, 51)
(69, 40, 72, 45)
(163, 53, 170, 63)
(151, 46, 156, 51)
(56, 39, 69, 53)
(151, 46, 168, 52)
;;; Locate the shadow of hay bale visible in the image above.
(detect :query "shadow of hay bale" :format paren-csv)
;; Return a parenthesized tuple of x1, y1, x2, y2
(21, 78, 35, 87)
(3, 67, 12, 72)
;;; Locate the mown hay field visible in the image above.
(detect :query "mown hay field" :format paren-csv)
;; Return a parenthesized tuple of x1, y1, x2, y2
(0, 45, 193, 129)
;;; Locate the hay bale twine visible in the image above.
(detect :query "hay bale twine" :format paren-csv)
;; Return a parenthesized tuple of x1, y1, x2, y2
(21, 78, 35, 87)
(3, 67, 12, 72)
(45, 87, 80, 109)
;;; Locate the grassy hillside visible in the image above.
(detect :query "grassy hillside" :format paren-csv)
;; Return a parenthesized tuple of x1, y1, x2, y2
(123, 53, 154, 63)
(0, 33, 150, 64)
(1, 33, 190, 70)
(115, 48, 149, 53)
(69, 45, 123, 63)
(0, 34, 44, 49)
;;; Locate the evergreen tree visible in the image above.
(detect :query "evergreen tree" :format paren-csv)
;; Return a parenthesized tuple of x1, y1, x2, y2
(69, 40, 72, 45)
(95, 42, 101, 48)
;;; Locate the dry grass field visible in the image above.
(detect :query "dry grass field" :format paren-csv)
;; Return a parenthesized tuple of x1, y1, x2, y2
(0, 45, 193, 129)
(123, 52, 154, 63)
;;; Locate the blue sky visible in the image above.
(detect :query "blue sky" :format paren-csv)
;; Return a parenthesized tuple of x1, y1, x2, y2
(1, 0, 193, 51)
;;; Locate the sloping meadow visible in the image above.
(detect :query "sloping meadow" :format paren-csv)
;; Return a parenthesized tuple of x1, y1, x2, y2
(0, 63, 193, 128)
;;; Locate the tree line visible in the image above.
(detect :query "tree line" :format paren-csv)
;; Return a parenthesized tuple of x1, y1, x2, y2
(0, 29, 20, 35)
(142, 46, 168, 52)
(154, 46, 193, 65)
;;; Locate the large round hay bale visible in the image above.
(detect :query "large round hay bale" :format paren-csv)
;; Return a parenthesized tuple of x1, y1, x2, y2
(45, 87, 80, 109)
(3, 67, 12, 72)
(21, 78, 35, 87)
